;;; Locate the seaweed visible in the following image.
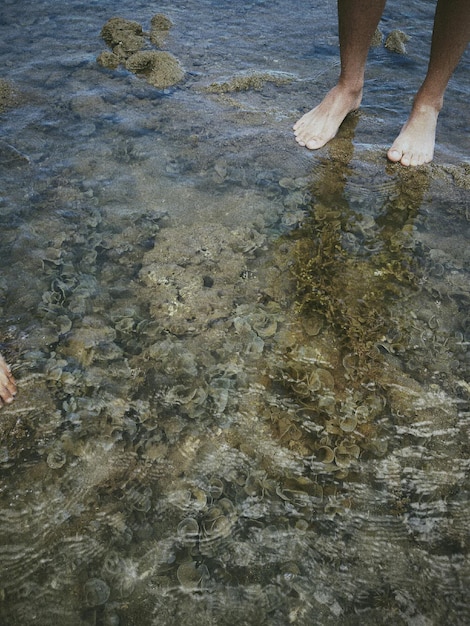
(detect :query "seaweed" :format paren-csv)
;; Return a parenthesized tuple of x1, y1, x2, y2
(205, 72, 293, 94)
(290, 164, 427, 368)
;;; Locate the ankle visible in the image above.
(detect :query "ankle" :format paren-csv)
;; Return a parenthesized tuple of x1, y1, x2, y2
(413, 88, 444, 115)
(337, 77, 364, 100)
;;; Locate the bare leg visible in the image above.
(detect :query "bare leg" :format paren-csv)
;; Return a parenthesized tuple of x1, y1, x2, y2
(294, 0, 386, 150)
(388, 0, 470, 166)
(0, 352, 16, 408)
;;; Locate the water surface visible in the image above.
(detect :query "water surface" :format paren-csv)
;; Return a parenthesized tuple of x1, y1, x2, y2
(0, 1, 469, 625)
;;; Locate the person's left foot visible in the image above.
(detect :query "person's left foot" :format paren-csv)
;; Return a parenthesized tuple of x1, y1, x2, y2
(387, 104, 439, 166)
(0, 353, 16, 408)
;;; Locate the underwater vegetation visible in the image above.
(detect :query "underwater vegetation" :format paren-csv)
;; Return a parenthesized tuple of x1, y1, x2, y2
(291, 171, 421, 365)
(205, 71, 294, 94)
(257, 156, 470, 492)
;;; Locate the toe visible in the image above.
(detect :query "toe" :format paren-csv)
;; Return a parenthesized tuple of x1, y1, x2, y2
(306, 137, 323, 150)
(294, 131, 306, 146)
(0, 387, 14, 405)
(413, 152, 428, 166)
(387, 148, 402, 163)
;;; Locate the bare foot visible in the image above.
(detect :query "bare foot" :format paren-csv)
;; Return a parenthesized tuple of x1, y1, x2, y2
(293, 84, 363, 150)
(387, 104, 439, 166)
(0, 352, 16, 408)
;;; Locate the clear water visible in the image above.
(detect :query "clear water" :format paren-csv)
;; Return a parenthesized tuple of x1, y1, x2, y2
(0, 1, 469, 624)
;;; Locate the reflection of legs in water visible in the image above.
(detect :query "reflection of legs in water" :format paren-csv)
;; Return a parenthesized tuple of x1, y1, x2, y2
(294, 0, 386, 151)
(388, 0, 470, 166)
(294, 0, 470, 166)
(0, 352, 16, 408)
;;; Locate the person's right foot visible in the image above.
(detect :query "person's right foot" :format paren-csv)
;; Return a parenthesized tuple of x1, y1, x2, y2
(293, 84, 363, 150)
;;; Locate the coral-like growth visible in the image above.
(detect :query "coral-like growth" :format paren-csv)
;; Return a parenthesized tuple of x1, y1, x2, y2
(97, 15, 184, 88)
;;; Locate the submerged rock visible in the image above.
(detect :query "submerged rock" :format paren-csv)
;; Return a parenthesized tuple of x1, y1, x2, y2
(125, 50, 184, 88)
(150, 13, 173, 47)
(385, 29, 410, 54)
(100, 17, 145, 56)
(98, 15, 184, 88)
(96, 50, 120, 70)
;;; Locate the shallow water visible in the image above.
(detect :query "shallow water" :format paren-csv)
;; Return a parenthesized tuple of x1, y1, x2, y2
(0, 1, 469, 625)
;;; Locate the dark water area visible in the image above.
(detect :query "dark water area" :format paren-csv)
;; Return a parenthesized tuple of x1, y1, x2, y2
(0, 1, 469, 625)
